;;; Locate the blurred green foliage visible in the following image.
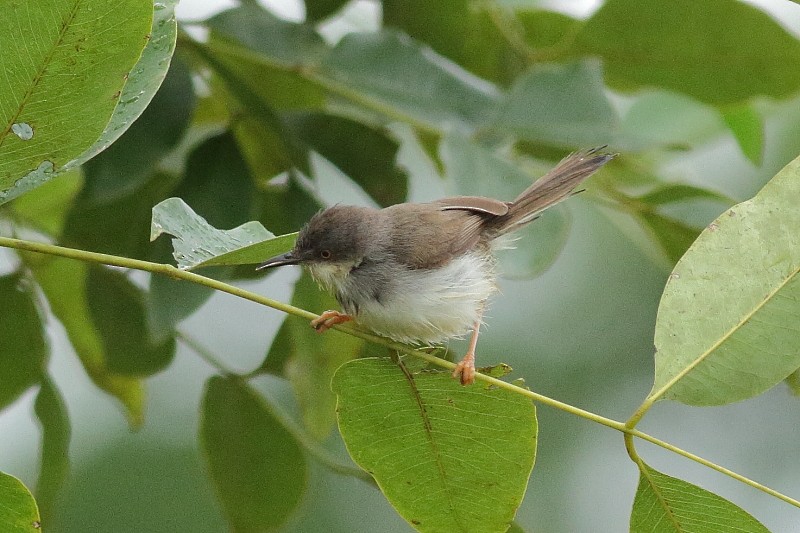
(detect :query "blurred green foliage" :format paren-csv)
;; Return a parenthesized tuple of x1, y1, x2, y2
(2, 0, 800, 532)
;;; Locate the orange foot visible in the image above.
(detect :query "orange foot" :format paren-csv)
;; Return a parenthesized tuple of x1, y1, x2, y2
(310, 310, 352, 333)
(452, 352, 476, 386)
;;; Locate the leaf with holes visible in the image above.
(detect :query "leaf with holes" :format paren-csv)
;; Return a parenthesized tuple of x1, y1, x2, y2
(651, 153, 800, 405)
(630, 463, 768, 533)
(333, 358, 537, 533)
(0, 0, 155, 203)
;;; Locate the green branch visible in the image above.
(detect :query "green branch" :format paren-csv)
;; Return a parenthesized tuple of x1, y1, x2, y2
(0, 235, 798, 509)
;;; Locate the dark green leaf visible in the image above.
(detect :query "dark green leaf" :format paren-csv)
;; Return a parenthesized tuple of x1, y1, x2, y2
(631, 463, 769, 533)
(639, 212, 700, 265)
(786, 367, 800, 396)
(0, 0, 154, 202)
(333, 358, 537, 533)
(572, 0, 800, 105)
(200, 376, 307, 531)
(27, 257, 145, 427)
(721, 105, 765, 166)
(62, 171, 178, 260)
(636, 184, 733, 206)
(81, 57, 195, 203)
(304, 0, 350, 21)
(33, 377, 71, 526)
(150, 197, 296, 269)
(285, 113, 408, 206)
(492, 61, 617, 147)
(517, 10, 581, 50)
(172, 131, 256, 229)
(0, 274, 47, 411)
(86, 265, 175, 376)
(0, 472, 40, 533)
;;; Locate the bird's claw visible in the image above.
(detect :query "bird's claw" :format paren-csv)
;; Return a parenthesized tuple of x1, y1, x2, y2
(310, 310, 352, 333)
(452, 352, 476, 386)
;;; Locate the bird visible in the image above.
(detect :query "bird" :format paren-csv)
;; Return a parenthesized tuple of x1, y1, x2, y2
(257, 148, 614, 385)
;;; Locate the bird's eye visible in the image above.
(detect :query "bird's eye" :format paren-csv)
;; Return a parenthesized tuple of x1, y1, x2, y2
(320, 250, 332, 259)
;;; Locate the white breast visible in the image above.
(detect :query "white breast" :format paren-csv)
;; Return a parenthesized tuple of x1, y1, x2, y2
(353, 251, 498, 345)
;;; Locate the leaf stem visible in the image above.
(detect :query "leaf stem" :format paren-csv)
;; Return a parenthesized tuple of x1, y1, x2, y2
(0, 235, 798, 508)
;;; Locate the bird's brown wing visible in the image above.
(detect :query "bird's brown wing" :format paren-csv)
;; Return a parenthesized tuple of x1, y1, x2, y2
(384, 200, 501, 269)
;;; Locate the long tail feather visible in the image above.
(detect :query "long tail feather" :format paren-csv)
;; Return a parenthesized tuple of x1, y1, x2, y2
(493, 147, 614, 234)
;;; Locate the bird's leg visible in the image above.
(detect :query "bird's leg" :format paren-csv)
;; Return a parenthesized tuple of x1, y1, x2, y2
(311, 310, 352, 333)
(452, 315, 483, 386)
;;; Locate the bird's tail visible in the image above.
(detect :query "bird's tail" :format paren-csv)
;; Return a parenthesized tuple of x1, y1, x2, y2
(491, 147, 614, 235)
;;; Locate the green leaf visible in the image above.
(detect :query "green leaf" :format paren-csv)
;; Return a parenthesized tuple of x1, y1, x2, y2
(65, 0, 179, 172)
(651, 153, 800, 406)
(265, 272, 366, 439)
(62, 170, 178, 260)
(572, 0, 800, 105)
(0, 472, 40, 533)
(636, 184, 733, 207)
(638, 212, 700, 266)
(86, 265, 175, 376)
(285, 112, 408, 206)
(0, 274, 47, 411)
(304, 0, 350, 21)
(382, 0, 523, 85)
(150, 197, 297, 269)
(0, 0, 154, 203)
(440, 133, 571, 278)
(81, 56, 194, 203)
(146, 275, 215, 344)
(172, 131, 256, 229)
(321, 31, 500, 131)
(333, 358, 537, 533)
(200, 376, 308, 532)
(721, 105, 765, 166)
(27, 257, 145, 427)
(786, 367, 800, 396)
(492, 61, 617, 147)
(33, 377, 71, 525)
(631, 463, 768, 533)
(8, 169, 82, 237)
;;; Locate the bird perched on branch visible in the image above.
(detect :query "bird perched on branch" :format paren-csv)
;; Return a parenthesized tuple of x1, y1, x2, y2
(258, 148, 614, 385)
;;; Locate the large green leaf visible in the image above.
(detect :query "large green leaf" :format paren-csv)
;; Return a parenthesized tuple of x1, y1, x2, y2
(333, 358, 537, 533)
(200, 376, 308, 532)
(81, 55, 193, 203)
(262, 272, 366, 439)
(150, 197, 297, 269)
(572, 0, 800, 106)
(630, 463, 768, 533)
(0, 274, 47, 411)
(27, 257, 144, 427)
(0, 0, 154, 202)
(0, 472, 40, 533)
(651, 153, 800, 406)
(491, 61, 617, 148)
(33, 377, 71, 525)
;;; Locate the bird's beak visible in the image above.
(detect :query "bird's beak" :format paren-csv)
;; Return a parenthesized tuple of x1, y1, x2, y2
(256, 251, 300, 270)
